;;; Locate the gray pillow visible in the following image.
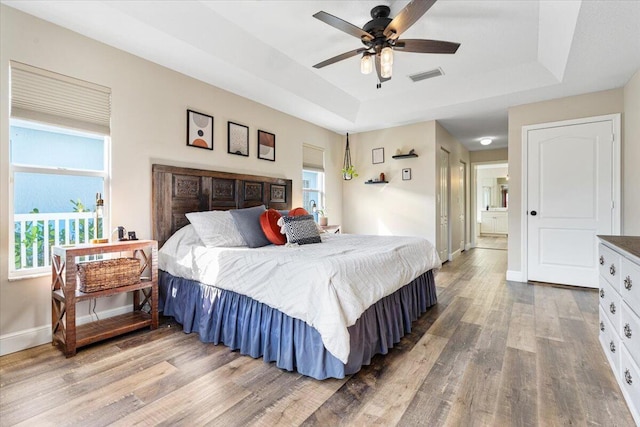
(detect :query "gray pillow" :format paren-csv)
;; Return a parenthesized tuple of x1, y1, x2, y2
(282, 214, 322, 245)
(229, 205, 271, 248)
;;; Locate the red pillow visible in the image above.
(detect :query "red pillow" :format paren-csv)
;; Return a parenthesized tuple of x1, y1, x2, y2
(289, 207, 309, 216)
(260, 209, 287, 245)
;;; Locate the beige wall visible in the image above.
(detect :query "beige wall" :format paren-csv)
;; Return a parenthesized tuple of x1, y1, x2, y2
(0, 5, 342, 354)
(470, 148, 508, 163)
(506, 88, 626, 277)
(342, 121, 469, 259)
(624, 69, 640, 235)
(343, 121, 437, 240)
(436, 123, 471, 257)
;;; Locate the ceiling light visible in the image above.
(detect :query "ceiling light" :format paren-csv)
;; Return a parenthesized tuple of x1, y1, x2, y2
(381, 61, 392, 78)
(480, 138, 492, 146)
(381, 46, 393, 67)
(360, 53, 373, 75)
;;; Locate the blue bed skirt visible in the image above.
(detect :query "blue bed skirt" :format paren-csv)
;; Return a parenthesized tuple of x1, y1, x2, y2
(159, 270, 437, 379)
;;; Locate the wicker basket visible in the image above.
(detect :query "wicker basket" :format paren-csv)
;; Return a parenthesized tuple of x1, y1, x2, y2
(77, 258, 140, 292)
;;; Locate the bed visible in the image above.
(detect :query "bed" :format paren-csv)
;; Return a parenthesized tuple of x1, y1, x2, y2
(153, 164, 440, 379)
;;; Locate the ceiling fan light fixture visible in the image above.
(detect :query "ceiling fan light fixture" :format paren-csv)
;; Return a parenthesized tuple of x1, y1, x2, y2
(480, 138, 493, 146)
(381, 46, 393, 66)
(381, 62, 393, 79)
(361, 53, 373, 74)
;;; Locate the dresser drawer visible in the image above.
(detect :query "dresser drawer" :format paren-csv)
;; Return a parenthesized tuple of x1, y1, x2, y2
(620, 346, 640, 423)
(621, 257, 640, 316)
(599, 243, 621, 287)
(621, 302, 640, 368)
(600, 278, 621, 330)
(600, 306, 620, 371)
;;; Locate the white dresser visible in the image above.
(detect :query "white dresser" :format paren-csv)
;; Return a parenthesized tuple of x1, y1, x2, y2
(598, 236, 640, 425)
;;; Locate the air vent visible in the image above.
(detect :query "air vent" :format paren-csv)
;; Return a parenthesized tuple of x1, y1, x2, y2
(409, 67, 444, 83)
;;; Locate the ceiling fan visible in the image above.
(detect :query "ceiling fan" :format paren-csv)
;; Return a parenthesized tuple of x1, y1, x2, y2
(312, 0, 460, 88)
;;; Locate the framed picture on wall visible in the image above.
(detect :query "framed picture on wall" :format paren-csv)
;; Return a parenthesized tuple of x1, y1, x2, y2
(228, 121, 249, 156)
(402, 168, 412, 181)
(372, 147, 384, 164)
(187, 110, 213, 150)
(258, 130, 276, 161)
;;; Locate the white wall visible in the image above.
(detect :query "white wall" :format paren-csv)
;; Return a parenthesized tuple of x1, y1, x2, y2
(506, 87, 630, 278)
(0, 5, 343, 354)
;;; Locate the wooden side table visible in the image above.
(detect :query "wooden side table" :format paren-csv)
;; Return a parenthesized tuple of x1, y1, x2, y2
(51, 239, 158, 357)
(320, 224, 341, 234)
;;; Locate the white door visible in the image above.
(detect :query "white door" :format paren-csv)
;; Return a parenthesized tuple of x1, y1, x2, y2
(439, 148, 450, 262)
(526, 117, 619, 287)
(459, 161, 466, 251)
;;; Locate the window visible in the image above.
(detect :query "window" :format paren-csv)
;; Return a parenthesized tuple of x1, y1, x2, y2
(302, 170, 324, 219)
(302, 145, 325, 220)
(9, 62, 111, 278)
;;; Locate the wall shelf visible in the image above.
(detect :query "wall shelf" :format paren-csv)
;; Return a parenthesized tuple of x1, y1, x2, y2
(392, 153, 418, 159)
(365, 181, 389, 185)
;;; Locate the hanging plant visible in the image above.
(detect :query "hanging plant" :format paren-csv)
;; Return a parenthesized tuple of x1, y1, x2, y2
(342, 133, 358, 180)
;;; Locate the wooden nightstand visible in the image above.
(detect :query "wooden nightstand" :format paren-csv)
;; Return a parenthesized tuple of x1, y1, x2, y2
(320, 224, 341, 234)
(51, 239, 158, 357)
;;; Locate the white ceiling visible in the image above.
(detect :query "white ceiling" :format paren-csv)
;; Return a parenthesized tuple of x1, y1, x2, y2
(4, 0, 640, 151)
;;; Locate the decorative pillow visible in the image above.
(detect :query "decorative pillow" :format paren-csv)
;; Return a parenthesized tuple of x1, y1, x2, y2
(160, 224, 202, 253)
(260, 209, 287, 245)
(229, 205, 271, 248)
(185, 210, 246, 247)
(289, 207, 309, 216)
(281, 214, 322, 245)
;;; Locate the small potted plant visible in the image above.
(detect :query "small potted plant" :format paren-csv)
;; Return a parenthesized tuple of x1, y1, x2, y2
(317, 208, 329, 226)
(342, 165, 358, 180)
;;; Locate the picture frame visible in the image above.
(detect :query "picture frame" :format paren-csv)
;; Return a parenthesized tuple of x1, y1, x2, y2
(258, 130, 276, 161)
(228, 121, 249, 157)
(187, 109, 213, 150)
(402, 168, 412, 181)
(372, 147, 384, 164)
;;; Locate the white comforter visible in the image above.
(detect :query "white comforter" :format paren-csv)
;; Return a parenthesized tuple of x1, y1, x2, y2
(159, 227, 441, 363)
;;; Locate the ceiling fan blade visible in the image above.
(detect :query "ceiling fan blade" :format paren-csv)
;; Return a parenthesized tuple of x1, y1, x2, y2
(375, 55, 391, 83)
(394, 39, 460, 54)
(313, 11, 373, 41)
(384, 0, 437, 40)
(313, 48, 368, 69)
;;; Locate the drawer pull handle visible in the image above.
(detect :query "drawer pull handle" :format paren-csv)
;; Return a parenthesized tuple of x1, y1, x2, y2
(610, 341, 616, 353)
(624, 323, 632, 338)
(624, 276, 632, 290)
(609, 302, 616, 314)
(600, 288, 605, 298)
(600, 321, 605, 332)
(600, 255, 605, 265)
(609, 264, 616, 276)
(624, 369, 632, 385)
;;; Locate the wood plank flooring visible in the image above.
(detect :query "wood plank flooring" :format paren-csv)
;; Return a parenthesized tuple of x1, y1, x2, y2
(1, 247, 636, 426)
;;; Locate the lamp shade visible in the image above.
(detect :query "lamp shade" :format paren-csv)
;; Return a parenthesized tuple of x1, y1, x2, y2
(361, 54, 373, 74)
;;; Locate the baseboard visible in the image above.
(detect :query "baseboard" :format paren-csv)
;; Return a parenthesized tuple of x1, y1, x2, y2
(0, 305, 133, 356)
(465, 243, 473, 251)
(449, 249, 462, 261)
(506, 270, 526, 283)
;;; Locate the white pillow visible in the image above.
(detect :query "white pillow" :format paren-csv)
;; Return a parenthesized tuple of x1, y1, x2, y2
(160, 224, 202, 254)
(185, 210, 246, 247)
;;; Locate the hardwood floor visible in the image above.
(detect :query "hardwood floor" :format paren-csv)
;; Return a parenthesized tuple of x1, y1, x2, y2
(475, 235, 508, 250)
(1, 247, 636, 426)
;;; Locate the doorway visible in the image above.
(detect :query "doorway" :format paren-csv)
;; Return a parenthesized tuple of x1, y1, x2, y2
(472, 162, 508, 249)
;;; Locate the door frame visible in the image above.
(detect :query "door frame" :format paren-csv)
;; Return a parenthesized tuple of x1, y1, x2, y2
(519, 113, 621, 283)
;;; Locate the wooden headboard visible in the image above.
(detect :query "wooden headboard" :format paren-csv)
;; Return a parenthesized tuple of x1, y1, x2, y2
(152, 164, 292, 247)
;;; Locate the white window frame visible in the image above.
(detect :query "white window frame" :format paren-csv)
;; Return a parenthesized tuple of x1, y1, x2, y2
(302, 169, 325, 214)
(8, 120, 111, 280)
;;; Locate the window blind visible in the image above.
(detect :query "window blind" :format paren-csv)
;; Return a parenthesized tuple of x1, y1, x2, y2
(303, 144, 324, 171)
(10, 61, 111, 135)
